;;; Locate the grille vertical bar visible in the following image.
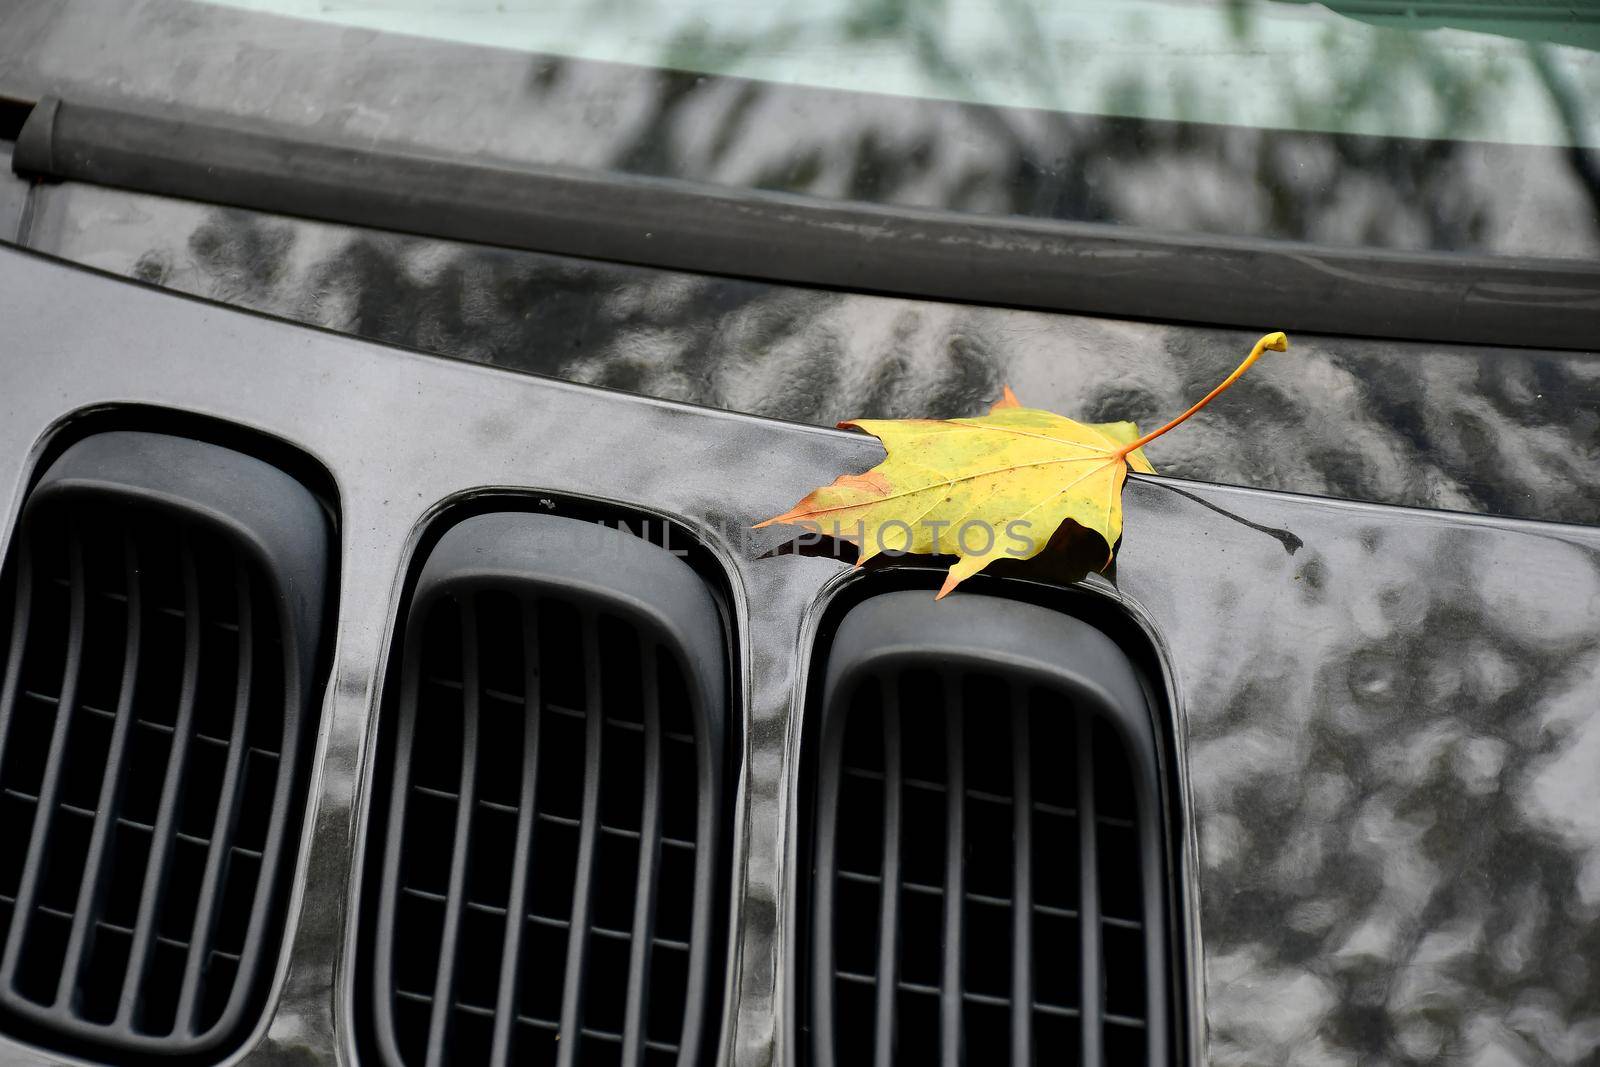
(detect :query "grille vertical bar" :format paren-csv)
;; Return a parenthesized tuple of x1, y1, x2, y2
(808, 681, 846, 1067)
(808, 591, 1173, 1066)
(555, 612, 603, 1067)
(369, 608, 433, 1062)
(1009, 687, 1033, 1067)
(488, 601, 542, 1067)
(0, 430, 332, 1064)
(0, 543, 26, 757)
(1076, 715, 1102, 1066)
(173, 559, 254, 1031)
(117, 537, 201, 1031)
(0, 530, 86, 996)
(54, 533, 141, 1007)
(0, 541, 29, 780)
(939, 693, 963, 1067)
(872, 687, 902, 1067)
(424, 600, 481, 1067)
(364, 511, 729, 1067)
(620, 642, 662, 1067)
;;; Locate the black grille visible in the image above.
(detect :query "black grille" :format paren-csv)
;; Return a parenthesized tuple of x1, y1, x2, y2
(365, 511, 729, 1067)
(806, 591, 1171, 1066)
(0, 431, 331, 1061)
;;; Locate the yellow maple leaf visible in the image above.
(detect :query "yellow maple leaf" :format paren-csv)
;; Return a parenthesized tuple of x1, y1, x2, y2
(757, 331, 1288, 598)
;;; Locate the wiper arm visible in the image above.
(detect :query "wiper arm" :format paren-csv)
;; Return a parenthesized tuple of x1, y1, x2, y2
(13, 95, 1599, 351)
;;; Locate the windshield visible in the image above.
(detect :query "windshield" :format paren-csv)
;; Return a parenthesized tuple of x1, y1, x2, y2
(198, 0, 1600, 259)
(6, 0, 1599, 259)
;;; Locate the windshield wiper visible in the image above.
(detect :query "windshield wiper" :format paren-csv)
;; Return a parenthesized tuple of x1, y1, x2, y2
(13, 95, 1599, 351)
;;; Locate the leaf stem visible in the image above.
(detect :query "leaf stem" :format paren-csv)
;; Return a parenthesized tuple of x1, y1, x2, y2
(1114, 331, 1288, 459)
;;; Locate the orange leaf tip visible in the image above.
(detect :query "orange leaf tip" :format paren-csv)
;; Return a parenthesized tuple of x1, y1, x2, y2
(990, 384, 1022, 412)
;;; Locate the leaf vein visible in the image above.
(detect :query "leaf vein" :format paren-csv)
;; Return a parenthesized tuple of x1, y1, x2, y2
(790, 452, 1109, 519)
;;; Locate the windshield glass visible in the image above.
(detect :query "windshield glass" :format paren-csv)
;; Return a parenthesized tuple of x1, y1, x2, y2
(14, 0, 1600, 258)
(214, 0, 1600, 147)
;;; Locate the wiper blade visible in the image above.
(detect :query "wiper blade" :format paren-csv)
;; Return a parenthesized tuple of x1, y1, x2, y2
(13, 95, 1600, 350)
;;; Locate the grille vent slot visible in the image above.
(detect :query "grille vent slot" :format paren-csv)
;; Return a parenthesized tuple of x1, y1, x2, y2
(365, 511, 729, 1067)
(0, 431, 332, 1062)
(806, 591, 1172, 1066)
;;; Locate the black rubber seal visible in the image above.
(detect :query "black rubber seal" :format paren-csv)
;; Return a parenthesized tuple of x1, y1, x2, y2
(12, 95, 1598, 351)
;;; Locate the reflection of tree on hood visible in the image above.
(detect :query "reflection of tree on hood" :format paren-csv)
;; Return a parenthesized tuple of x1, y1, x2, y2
(78, 198, 1600, 533)
(1185, 523, 1600, 1063)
